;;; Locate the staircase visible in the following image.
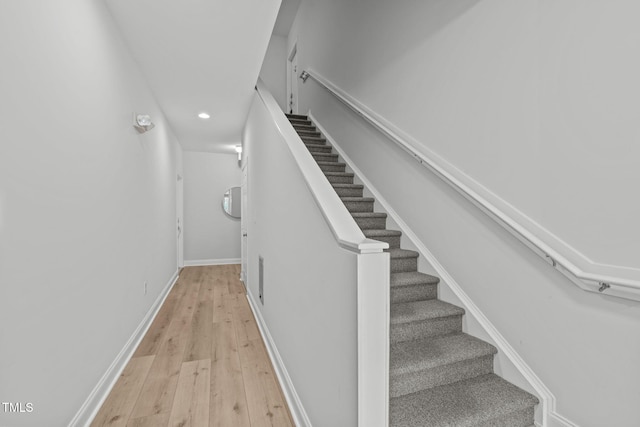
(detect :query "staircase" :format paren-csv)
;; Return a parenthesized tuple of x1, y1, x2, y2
(286, 114, 539, 427)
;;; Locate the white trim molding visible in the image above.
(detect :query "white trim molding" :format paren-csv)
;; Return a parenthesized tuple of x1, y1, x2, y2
(69, 269, 180, 427)
(303, 68, 640, 303)
(183, 258, 241, 266)
(246, 292, 313, 427)
(311, 113, 579, 427)
(549, 412, 580, 427)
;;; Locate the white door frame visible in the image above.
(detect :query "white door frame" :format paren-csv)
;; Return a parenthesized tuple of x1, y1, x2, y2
(287, 43, 298, 114)
(176, 173, 184, 269)
(240, 158, 248, 285)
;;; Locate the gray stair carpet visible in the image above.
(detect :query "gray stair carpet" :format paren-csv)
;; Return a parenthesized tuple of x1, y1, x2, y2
(286, 113, 539, 426)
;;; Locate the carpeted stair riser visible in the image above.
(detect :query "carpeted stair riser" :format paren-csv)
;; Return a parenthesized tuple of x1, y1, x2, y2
(312, 153, 339, 163)
(286, 113, 308, 120)
(341, 198, 374, 213)
(293, 125, 317, 132)
(302, 136, 327, 144)
(390, 255, 418, 273)
(318, 162, 346, 173)
(306, 144, 333, 154)
(297, 130, 322, 137)
(391, 315, 462, 343)
(391, 355, 494, 398)
(363, 229, 402, 248)
(351, 213, 387, 229)
(390, 272, 439, 303)
(304, 143, 327, 152)
(324, 172, 354, 185)
(391, 282, 437, 304)
(332, 184, 364, 198)
(291, 122, 312, 128)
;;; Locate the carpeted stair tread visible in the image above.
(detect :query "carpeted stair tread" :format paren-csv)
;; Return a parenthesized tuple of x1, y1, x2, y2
(390, 271, 438, 303)
(351, 212, 388, 230)
(306, 143, 332, 152)
(302, 137, 327, 144)
(340, 196, 375, 202)
(304, 139, 327, 146)
(391, 299, 464, 325)
(363, 229, 402, 238)
(297, 130, 321, 136)
(363, 229, 403, 248)
(388, 248, 419, 259)
(324, 172, 355, 184)
(331, 183, 363, 197)
(286, 113, 308, 119)
(312, 153, 339, 161)
(391, 271, 439, 288)
(351, 212, 386, 218)
(293, 124, 316, 131)
(341, 197, 375, 213)
(325, 171, 354, 177)
(332, 184, 364, 190)
(317, 160, 345, 166)
(390, 374, 539, 427)
(390, 333, 497, 376)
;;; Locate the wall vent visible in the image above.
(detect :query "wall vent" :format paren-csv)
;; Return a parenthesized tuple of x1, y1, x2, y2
(259, 256, 264, 305)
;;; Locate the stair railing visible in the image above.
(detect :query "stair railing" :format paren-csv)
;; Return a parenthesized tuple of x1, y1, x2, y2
(301, 68, 640, 303)
(255, 79, 390, 427)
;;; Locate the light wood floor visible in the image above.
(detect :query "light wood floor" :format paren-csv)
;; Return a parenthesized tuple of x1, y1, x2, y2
(91, 265, 295, 427)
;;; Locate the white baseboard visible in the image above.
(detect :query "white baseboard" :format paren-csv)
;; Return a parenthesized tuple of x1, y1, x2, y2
(549, 412, 580, 427)
(183, 258, 241, 266)
(246, 291, 313, 427)
(310, 112, 582, 427)
(68, 269, 180, 427)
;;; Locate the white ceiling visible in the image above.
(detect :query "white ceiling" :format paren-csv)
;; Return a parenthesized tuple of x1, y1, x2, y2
(104, 0, 283, 153)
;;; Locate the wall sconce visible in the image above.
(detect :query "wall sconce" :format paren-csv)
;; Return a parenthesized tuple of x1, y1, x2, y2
(299, 70, 310, 82)
(133, 113, 155, 133)
(235, 145, 243, 161)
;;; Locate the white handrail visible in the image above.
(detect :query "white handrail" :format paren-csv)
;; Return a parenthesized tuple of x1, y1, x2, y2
(255, 79, 387, 255)
(302, 68, 640, 302)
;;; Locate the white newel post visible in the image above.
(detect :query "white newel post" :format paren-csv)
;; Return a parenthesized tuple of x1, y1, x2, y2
(357, 250, 390, 427)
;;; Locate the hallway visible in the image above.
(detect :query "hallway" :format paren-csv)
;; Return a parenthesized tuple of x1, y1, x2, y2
(91, 265, 294, 427)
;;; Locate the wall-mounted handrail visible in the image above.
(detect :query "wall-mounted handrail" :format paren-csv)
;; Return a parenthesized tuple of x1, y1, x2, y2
(255, 79, 387, 255)
(302, 68, 640, 302)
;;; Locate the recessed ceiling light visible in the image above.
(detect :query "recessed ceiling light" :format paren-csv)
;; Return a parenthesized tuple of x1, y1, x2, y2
(198, 112, 210, 119)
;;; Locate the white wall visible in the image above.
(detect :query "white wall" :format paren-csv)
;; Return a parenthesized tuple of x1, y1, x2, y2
(289, 1, 640, 426)
(242, 92, 360, 426)
(292, 0, 640, 271)
(183, 151, 241, 263)
(0, 1, 182, 425)
(259, 34, 288, 112)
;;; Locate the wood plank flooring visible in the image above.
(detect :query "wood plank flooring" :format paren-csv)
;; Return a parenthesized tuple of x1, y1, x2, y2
(91, 265, 294, 427)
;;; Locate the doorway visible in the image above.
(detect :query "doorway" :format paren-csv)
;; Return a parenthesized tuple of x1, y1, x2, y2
(287, 43, 298, 114)
(240, 158, 248, 285)
(176, 174, 184, 269)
